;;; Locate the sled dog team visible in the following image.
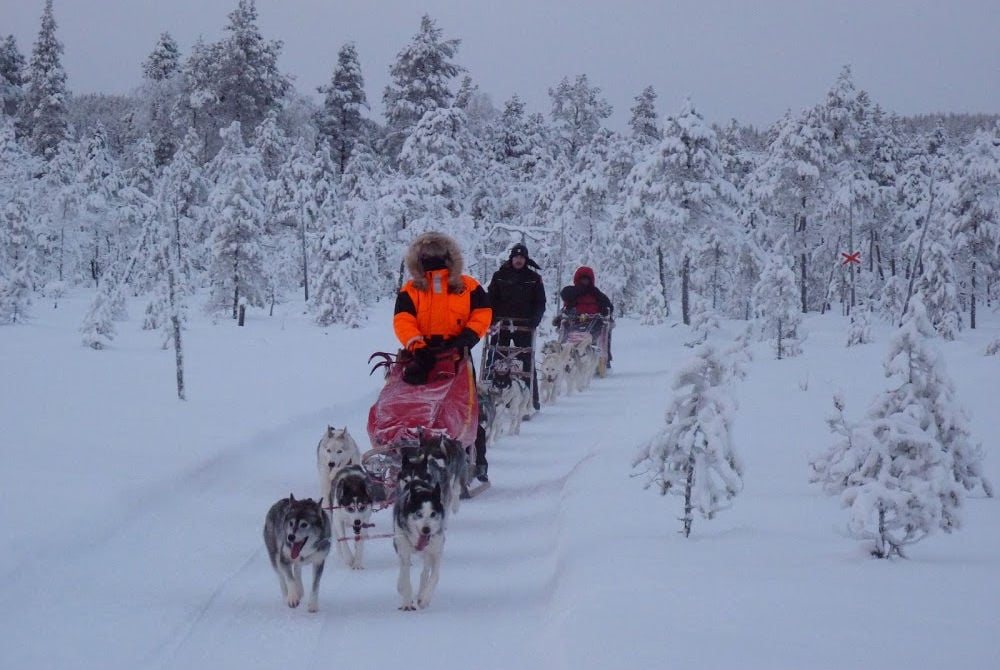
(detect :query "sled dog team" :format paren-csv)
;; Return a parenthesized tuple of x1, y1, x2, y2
(263, 425, 453, 613)
(537, 334, 599, 404)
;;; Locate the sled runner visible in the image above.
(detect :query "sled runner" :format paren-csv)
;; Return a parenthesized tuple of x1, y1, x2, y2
(364, 349, 482, 499)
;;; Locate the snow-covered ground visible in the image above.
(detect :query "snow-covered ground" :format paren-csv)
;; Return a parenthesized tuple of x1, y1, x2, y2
(1, 293, 998, 669)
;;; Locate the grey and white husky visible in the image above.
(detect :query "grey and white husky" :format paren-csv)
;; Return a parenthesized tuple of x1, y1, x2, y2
(316, 426, 361, 505)
(263, 494, 331, 612)
(393, 474, 446, 611)
(330, 465, 377, 570)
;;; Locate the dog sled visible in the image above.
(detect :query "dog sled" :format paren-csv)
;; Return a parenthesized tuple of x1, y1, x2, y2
(364, 349, 485, 500)
(557, 311, 611, 377)
(479, 318, 538, 388)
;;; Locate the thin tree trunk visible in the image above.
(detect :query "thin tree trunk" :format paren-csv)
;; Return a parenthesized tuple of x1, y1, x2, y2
(682, 455, 695, 538)
(800, 253, 808, 313)
(657, 245, 669, 316)
(901, 170, 937, 325)
(971, 260, 977, 329)
(232, 254, 240, 320)
(300, 204, 309, 303)
(681, 255, 691, 326)
(777, 316, 784, 360)
(848, 200, 856, 313)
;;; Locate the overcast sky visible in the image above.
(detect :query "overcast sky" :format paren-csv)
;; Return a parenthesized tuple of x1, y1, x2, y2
(5, 0, 999, 129)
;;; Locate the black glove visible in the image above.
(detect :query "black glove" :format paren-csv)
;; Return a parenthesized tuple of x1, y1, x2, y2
(552, 316, 562, 327)
(402, 347, 436, 385)
(450, 327, 480, 352)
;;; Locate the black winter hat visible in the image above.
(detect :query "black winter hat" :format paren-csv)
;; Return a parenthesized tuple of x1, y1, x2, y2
(509, 243, 529, 260)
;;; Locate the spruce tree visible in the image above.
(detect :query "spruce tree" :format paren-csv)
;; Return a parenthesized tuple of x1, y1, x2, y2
(382, 15, 462, 160)
(0, 35, 26, 117)
(633, 344, 744, 537)
(752, 244, 803, 359)
(317, 42, 368, 173)
(17, 0, 69, 159)
(142, 32, 182, 165)
(629, 85, 661, 145)
(548, 74, 612, 159)
(206, 122, 267, 318)
(810, 299, 983, 558)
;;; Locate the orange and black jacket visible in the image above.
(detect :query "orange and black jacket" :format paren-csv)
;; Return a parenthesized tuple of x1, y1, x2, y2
(393, 269, 493, 351)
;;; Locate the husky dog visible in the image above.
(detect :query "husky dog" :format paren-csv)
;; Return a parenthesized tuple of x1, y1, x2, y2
(486, 359, 533, 438)
(330, 465, 377, 570)
(567, 334, 596, 392)
(263, 494, 332, 612)
(476, 383, 498, 445)
(399, 434, 467, 514)
(317, 426, 361, 505)
(538, 340, 568, 405)
(393, 476, 446, 610)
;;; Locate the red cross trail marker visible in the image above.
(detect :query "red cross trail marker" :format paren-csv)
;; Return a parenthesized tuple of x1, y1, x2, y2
(841, 251, 861, 266)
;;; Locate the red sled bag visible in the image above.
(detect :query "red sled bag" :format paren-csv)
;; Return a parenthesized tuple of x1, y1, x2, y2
(367, 350, 479, 450)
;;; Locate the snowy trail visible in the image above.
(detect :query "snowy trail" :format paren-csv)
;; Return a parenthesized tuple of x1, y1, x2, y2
(0, 319, 669, 670)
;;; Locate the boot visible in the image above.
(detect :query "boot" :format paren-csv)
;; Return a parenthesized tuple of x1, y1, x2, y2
(475, 462, 489, 483)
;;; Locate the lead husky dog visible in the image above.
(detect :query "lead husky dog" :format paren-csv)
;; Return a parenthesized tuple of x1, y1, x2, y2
(393, 474, 446, 611)
(316, 426, 361, 505)
(330, 465, 377, 570)
(263, 494, 331, 612)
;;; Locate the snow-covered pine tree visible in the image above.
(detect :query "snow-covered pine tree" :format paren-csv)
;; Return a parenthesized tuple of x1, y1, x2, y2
(752, 241, 803, 358)
(16, 0, 68, 159)
(0, 118, 36, 324)
(317, 42, 368, 174)
(141, 31, 182, 165)
(810, 298, 986, 557)
(914, 230, 962, 340)
(382, 15, 462, 160)
(627, 98, 738, 325)
(80, 278, 119, 349)
(274, 138, 319, 302)
(633, 344, 744, 537)
(950, 124, 1000, 330)
(206, 122, 268, 318)
(0, 34, 26, 117)
(809, 393, 958, 558)
(312, 226, 366, 328)
(396, 105, 478, 256)
(746, 104, 831, 314)
(336, 141, 391, 301)
(846, 301, 873, 346)
(685, 299, 721, 347)
(77, 125, 123, 287)
(548, 74, 612, 160)
(629, 85, 661, 145)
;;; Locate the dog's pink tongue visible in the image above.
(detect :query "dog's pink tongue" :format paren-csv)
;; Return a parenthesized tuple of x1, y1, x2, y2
(416, 534, 429, 551)
(290, 539, 307, 559)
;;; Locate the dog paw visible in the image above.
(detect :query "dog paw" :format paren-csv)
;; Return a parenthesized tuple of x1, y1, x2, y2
(417, 599, 431, 609)
(307, 600, 319, 613)
(287, 596, 300, 608)
(399, 602, 416, 611)
(351, 561, 364, 570)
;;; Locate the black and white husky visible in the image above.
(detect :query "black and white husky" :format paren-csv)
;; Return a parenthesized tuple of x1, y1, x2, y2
(263, 494, 332, 612)
(486, 359, 533, 438)
(316, 426, 361, 505)
(400, 434, 468, 514)
(330, 465, 377, 570)
(393, 475, 446, 611)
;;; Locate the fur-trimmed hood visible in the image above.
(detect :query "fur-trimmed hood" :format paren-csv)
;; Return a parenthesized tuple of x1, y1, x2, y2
(404, 232, 465, 292)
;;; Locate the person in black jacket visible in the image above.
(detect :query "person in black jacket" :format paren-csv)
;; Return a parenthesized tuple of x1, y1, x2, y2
(487, 243, 546, 410)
